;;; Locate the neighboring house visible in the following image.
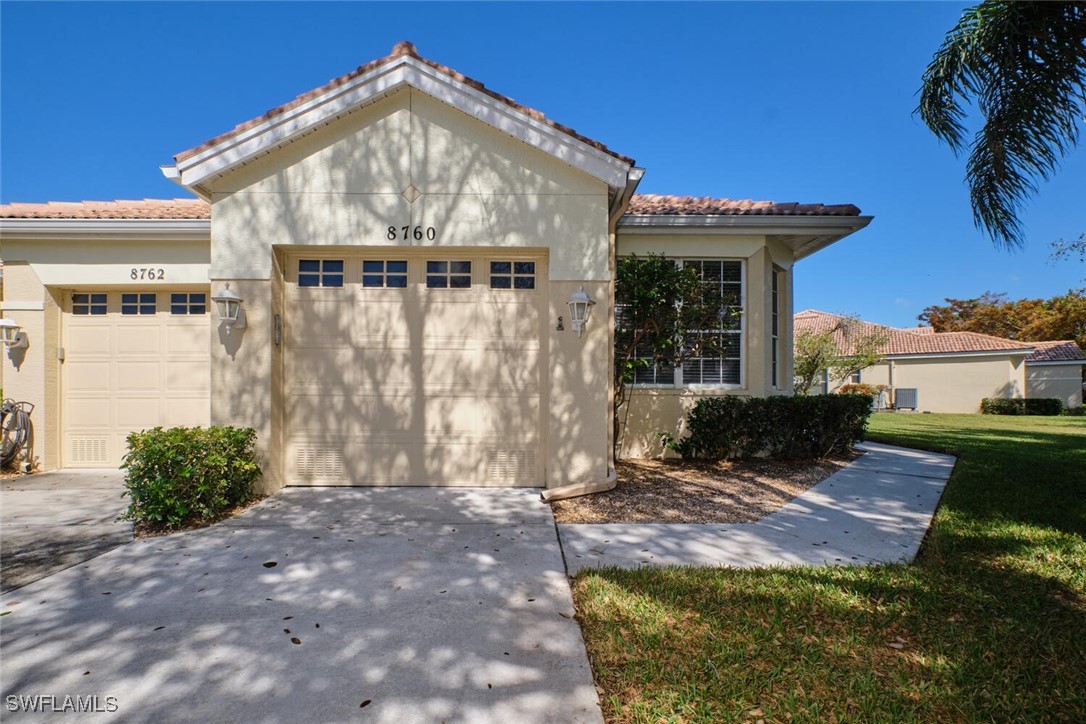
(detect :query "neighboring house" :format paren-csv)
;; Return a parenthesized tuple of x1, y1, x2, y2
(795, 310, 1085, 412)
(0, 42, 869, 488)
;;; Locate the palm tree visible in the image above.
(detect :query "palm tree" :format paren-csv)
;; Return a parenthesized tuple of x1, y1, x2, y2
(917, 1, 1086, 250)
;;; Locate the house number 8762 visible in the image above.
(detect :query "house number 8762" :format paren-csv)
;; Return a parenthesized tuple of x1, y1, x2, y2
(388, 226, 437, 241)
(130, 268, 165, 280)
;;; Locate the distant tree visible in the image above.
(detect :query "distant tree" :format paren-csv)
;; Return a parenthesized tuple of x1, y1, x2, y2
(614, 254, 733, 454)
(917, 1, 1086, 249)
(919, 289, 1086, 349)
(1051, 232, 1086, 269)
(794, 316, 891, 396)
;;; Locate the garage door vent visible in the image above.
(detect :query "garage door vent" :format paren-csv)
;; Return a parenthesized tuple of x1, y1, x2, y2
(296, 448, 344, 479)
(487, 449, 536, 482)
(70, 437, 108, 465)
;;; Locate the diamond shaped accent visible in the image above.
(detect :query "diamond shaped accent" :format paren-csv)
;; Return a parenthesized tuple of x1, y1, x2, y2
(401, 184, 421, 204)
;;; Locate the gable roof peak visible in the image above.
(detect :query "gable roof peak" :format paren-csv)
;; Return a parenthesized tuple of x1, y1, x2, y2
(390, 40, 419, 58)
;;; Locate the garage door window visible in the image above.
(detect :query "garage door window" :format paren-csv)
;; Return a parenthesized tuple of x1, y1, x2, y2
(427, 261, 472, 289)
(122, 293, 157, 315)
(73, 293, 107, 315)
(362, 260, 408, 288)
(171, 293, 207, 315)
(489, 261, 536, 290)
(299, 259, 344, 288)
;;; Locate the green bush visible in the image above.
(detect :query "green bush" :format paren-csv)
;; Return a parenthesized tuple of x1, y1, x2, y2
(666, 394, 874, 461)
(981, 398, 1065, 416)
(122, 426, 261, 528)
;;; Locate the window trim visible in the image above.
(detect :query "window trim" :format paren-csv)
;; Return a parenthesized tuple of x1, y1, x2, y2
(72, 292, 108, 316)
(121, 292, 157, 316)
(488, 259, 537, 291)
(170, 292, 208, 316)
(425, 260, 473, 289)
(623, 257, 746, 391)
(361, 259, 408, 289)
(298, 258, 345, 288)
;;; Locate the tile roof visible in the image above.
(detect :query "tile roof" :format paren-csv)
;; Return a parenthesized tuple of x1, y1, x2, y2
(1027, 340, 1086, 363)
(627, 194, 861, 217)
(0, 199, 210, 219)
(794, 309, 1037, 357)
(174, 41, 634, 166)
(3, 194, 862, 220)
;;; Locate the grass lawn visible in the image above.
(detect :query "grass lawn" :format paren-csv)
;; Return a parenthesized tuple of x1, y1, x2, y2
(572, 414, 1086, 722)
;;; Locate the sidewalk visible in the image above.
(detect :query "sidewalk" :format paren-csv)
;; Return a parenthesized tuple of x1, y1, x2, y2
(559, 442, 955, 573)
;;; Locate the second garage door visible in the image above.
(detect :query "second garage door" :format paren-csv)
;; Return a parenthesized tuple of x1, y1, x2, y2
(284, 252, 545, 486)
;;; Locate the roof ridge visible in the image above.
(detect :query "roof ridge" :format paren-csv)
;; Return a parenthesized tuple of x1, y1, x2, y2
(173, 41, 634, 166)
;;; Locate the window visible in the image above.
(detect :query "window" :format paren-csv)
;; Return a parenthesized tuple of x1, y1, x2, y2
(171, 293, 207, 315)
(299, 259, 344, 288)
(73, 293, 107, 315)
(362, 260, 407, 288)
(616, 258, 744, 387)
(771, 268, 782, 387)
(681, 260, 743, 386)
(426, 260, 472, 289)
(121, 293, 157, 316)
(489, 260, 535, 289)
(850, 370, 862, 384)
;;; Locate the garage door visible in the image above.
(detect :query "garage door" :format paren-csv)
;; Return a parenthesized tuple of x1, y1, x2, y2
(62, 290, 211, 467)
(284, 252, 544, 486)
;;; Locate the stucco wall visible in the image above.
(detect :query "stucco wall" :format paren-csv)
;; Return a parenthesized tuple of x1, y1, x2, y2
(885, 356, 1026, 413)
(614, 234, 794, 459)
(210, 89, 610, 282)
(1026, 364, 1084, 409)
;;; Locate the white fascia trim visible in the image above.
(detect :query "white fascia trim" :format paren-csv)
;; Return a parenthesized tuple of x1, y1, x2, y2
(0, 218, 210, 241)
(1026, 359, 1086, 366)
(0, 301, 45, 311)
(617, 214, 872, 234)
(886, 350, 1033, 361)
(167, 57, 632, 191)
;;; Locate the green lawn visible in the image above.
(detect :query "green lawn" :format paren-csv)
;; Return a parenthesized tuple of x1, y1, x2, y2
(572, 414, 1086, 722)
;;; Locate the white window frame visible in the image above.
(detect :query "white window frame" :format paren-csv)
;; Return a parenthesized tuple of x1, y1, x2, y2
(623, 257, 746, 390)
(361, 259, 408, 289)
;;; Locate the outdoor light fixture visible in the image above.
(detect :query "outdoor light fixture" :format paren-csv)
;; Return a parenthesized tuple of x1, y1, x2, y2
(567, 287, 595, 338)
(212, 284, 246, 334)
(0, 317, 28, 348)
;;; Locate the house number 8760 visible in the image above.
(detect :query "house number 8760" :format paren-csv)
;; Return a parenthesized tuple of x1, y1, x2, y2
(388, 226, 437, 241)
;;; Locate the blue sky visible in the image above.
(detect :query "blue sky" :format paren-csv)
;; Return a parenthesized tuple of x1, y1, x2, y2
(2, 1, 1083, 327)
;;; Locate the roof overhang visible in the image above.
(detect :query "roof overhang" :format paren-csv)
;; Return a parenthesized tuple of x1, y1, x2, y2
(1026, 359, 1086, 366)
(162, 55, 635, 199)
(616, 214, 873, 261)
(0, 218, 210, 242)
(886, 349, 1034, 361)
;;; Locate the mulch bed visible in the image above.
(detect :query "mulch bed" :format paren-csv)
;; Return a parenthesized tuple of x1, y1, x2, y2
(133, 495, 267, 539)
(551, 454, 859, 524)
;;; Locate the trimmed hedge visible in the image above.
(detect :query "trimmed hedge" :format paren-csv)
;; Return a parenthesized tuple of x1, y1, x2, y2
(122, 426, 261, 528)
(981, 398, 1065, 416)
(667, 394, 874, 461)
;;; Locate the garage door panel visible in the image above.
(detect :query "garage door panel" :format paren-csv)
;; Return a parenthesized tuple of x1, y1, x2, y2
(66, 362, 112, 392)
(115, 324, 162, 354)
(114, 397, 162, 428)
(480, 301, 541, 340)
(63, 290, 211, 467)
(116, 362, 162, 392)
(167, 361, 210, 392)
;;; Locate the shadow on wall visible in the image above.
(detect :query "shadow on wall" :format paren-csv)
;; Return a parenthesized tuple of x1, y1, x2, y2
(215, 89, 605, 487)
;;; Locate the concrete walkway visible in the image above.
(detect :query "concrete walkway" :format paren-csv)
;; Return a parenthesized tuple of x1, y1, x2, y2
(560, 442, 955, 572)
(1, 488, 601, 723)
(1, 469, 131, 593)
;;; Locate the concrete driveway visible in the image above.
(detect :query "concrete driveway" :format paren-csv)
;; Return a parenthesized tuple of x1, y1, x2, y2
(1, 469, 131, 593)
(0, 488, 601, 723)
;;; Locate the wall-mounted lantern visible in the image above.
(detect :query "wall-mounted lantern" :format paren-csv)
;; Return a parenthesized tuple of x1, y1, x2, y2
(212, 284, 246, 334)
(0, 317, 28, 348)
(567, 287, 595, 338)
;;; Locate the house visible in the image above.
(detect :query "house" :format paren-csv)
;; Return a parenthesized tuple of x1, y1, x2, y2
(0, 42, 869, 490)
(794, 310, 1085, 412)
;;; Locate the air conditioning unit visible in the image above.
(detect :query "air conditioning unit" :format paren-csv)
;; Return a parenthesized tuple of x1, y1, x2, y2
(894, 388, 919, 410)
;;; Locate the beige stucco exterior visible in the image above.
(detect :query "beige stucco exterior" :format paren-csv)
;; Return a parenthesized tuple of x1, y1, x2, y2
(1, 60, 868, 486)
(614, 235, 795, 458)
(850, 355, 1028, 413)
(1026, 364, 1084, 410)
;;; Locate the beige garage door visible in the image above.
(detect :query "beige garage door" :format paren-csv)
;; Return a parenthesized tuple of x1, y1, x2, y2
(62, 289, 211, 467)
(284, 252, 544, 486)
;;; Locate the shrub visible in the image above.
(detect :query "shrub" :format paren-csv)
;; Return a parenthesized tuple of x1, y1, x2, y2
(838, 383, 879, 396)
(666, 394, 874, 461)
(122, 426, 261, 528)
(981, 398, 1065, 416)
